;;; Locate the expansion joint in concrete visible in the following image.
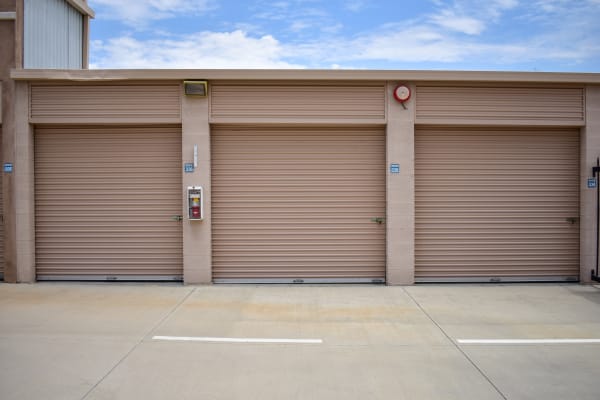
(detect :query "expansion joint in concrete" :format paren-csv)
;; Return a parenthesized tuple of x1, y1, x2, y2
(402, 287, 508, 400)
(79, 287, 197, 400)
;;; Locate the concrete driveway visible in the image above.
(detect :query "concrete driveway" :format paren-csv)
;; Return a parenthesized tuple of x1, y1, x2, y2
(1, 283, 600, 400)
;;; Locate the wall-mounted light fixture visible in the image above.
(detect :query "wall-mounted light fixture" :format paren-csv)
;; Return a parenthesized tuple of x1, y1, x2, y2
(184, 81, 208, 96)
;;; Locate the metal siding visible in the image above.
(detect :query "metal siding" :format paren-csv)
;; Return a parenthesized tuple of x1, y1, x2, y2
(211, 126, 386, 281)
(66, 3, 82, 68)
(416, 86, 585, 125)
(30, 84, 182, 123)
(24, 0, 82, 69)
(415, 127, 580, 281)
(210, 84, 386, 122)
(35, 126, 183, 279)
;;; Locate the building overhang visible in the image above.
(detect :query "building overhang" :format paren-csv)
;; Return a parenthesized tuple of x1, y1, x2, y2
(10, 68, 600, 84)
(66, 0, 94, 18)
(0, 11, 17, 20)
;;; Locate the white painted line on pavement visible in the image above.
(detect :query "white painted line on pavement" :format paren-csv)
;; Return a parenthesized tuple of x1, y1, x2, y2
(457, 339, 600, 345)
(152, 335, 323, 344)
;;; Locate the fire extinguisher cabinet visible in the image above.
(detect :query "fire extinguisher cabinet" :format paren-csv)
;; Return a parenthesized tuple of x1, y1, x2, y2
(187, 186, 204, 221)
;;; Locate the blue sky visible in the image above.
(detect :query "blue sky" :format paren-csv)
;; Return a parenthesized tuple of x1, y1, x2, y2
(87, 0, 600, 71)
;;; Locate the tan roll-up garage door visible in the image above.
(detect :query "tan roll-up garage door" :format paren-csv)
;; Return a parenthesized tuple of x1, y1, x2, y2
(0, 127, 3, 280)
(415, 127, 580, 282)
(212, 126, 386, 283)
(35, 126, 183, 280)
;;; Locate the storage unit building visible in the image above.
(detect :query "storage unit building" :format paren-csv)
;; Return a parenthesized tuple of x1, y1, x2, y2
(2, 70, 599, 285)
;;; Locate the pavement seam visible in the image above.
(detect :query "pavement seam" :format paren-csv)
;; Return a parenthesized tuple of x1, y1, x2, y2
(79, 287, 197, 400)
(402, 287, 508, 400)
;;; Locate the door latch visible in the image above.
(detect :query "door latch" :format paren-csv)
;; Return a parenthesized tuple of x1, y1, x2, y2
(566, 217, 579, 225)
(171, 215, 183, 221)
(370, 217, 385, 224)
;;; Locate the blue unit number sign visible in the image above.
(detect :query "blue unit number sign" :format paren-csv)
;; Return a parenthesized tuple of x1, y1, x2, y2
(3, 163, 13, 173)
(184, 163, 194, 173)
(588, 178, 597, 189)
(390, 163, 400, 174)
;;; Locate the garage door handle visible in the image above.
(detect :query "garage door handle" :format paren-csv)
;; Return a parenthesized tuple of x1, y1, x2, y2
(566, 217, 578, 225)
(371, 217, 385, 224)
(171, 215, 183, 221)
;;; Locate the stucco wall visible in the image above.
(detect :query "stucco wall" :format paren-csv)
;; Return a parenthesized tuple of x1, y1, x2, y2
(1, 7, 15, 281)
(581, 87, 600, 283)
(0, 0, 16, 12)
(4, 69, 600, 284)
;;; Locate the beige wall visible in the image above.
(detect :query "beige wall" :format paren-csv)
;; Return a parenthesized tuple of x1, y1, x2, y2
(0, 0, 16, 12)
(13, 81, 34, 282)
(3, 80, 34, 283)
(1, 75, 598, 285)
(181, 90, 212, 284)
(1, 7, 15, 282)
(0, 15, 15, 78)
(581, 86, 600, 283)
(386, 82, 415, 285)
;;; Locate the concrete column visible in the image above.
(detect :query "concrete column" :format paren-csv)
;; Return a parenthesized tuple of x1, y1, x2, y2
(1, 4, 16, 282)
(1, 79, 16, 283)
(581, 86, 600, 283)
(181, 88, 212, 284)
(3, 80, 35, 283)
(386, 82, 415, 285)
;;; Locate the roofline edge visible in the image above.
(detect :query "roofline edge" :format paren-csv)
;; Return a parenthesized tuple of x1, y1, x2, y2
(66, 0, 94, 18)
(10, 68, 600, 84)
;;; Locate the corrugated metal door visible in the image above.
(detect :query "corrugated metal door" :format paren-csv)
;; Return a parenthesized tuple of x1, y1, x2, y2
(212, 126, 386, 283)
(0, 127, 3, 279)
(415, 127, 580, 282)
(35, 126, 183, 280)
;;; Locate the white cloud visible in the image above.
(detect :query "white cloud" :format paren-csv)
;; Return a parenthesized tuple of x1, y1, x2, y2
(253, 2, 327, 21)
(345, 1, 368, 12)
(532, 0, 571, 13)
(90, 16, 598, 70)
(290, 20, 311, 32)
(429, 10, 485, 35)
(489, 0, 519, 13)
(91, 30, 304, 69)
(426, 0, 520, 36)
(89, 1, 600, 71)
(278, 6, 598, 69)
(284, 25, 525, 65)
(321, 23, 343, 34)
(89, 0, 214, 26)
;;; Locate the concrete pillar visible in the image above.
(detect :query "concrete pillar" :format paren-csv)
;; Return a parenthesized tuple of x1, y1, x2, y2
(1, 79, 16, 283)
(181, 87, 212, 284)
(386, 82, 415, 285)
(581, 86, 600, 283)
(1, 2, 16, 282)
(14, 81, 34, 282)
(3, 81, 35, 283)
